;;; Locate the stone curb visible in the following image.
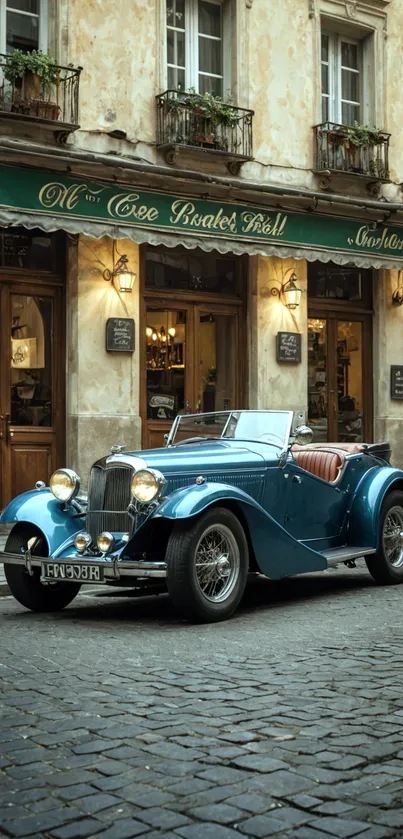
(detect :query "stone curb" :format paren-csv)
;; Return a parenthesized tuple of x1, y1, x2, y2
(0, 584, 10, 597)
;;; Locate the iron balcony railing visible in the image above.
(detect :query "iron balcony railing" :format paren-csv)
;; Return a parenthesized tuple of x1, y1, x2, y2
(314, 121, 390, 181)
(0, 56, 81, 129)
(156, 90, 253, 162)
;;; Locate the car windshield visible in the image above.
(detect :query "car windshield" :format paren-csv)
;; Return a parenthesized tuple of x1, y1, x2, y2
(168, 410, 294, 448)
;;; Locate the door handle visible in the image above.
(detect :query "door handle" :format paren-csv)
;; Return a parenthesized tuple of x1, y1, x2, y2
(185, 400, 191, 414)
(292, 474, 303, 484)
(0, 414, 12, 441)
(4, 414, 12, 441)
(330, 389, 337, 413)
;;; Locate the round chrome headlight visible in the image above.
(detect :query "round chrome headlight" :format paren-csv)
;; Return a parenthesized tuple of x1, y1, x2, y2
(97, 532, 114, 554)
(131, 469, 166, 504)
(50, 469, 80, 502)
(74, 532, 92, 553)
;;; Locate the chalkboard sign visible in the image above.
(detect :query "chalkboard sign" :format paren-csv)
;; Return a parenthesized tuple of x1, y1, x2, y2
(106, 318, 135, 353)
(276, 331, 301, 363)
(391, 365, 403, 399)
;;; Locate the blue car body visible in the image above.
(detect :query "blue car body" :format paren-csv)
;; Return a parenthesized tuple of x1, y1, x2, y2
(2, 418, 403, 582)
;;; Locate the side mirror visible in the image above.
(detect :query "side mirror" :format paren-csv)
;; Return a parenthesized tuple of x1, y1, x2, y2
(293, 425, 313, 446)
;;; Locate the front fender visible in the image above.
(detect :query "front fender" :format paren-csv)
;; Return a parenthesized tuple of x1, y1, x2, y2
(143, 482, 327, 579)
(348, 466, 403, 549)
(0, 490, 83, 554)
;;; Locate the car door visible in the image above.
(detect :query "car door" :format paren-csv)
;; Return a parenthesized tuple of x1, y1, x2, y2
(283, 459, 347, 543)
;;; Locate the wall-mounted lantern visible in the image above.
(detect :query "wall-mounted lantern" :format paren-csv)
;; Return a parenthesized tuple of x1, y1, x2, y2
(103, 244, 136, 293)
(271, 269, 302, 310)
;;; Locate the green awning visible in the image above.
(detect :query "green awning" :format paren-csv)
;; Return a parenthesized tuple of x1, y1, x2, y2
(1, 164, 403, 269)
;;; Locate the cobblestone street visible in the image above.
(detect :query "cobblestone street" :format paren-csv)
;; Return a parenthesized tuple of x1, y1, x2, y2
(1, 565, 403, 839)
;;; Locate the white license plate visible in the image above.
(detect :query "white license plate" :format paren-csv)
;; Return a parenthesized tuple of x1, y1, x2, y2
(41, 562, 104, 582)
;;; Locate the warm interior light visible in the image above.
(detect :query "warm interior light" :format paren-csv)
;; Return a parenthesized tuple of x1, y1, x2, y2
(168, 327, 176, 337)
(282, 273, 302, 310)
(103, 252, 136, 293)
(152, 331, 158, 341)
(146, 327, 153, 337)
(113, 268, 136, 293)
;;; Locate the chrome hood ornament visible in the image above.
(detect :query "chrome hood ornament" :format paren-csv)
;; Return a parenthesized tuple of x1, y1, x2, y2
(110, 444, 126, 454)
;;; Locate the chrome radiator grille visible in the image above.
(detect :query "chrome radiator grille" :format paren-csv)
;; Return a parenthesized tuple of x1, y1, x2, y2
(87, 465, 133, 544)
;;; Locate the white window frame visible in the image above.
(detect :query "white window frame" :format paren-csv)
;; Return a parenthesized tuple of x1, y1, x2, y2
(0, 0, 48, 55)
(167, 0, 227, 95)
(321, 29, 362, 125)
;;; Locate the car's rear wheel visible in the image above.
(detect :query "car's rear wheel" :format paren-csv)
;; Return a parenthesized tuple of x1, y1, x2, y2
(4, 525, 81, 612)
(365, 490, 403, 585)
(166, 506, 249, 622)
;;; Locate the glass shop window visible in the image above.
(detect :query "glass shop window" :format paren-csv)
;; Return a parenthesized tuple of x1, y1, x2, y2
(146, 309, 186, 420)
(0, 227, 53, 271)
(308, 262, 372, 305)
(10, 294, 53, 427)
(145, 247, 239, 296)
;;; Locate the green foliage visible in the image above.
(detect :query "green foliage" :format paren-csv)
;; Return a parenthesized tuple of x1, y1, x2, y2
(3, 50, 58, 92)
(346, 121, 383, 147)
(166, 88, 238, 128)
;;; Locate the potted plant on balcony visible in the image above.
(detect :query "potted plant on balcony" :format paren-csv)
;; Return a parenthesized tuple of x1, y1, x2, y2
(346, 121, 384, 176)
(165, 88, 238, 150)
(3, 50, 60, 120)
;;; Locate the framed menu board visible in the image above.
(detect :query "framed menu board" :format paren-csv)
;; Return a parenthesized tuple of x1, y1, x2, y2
(106, 318, 135, 353)
(391, 366, 403, 399)
(276, 332, 301, 363)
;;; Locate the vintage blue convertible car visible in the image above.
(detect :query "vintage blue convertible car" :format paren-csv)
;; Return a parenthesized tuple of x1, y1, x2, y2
(1, 409, 403, 622)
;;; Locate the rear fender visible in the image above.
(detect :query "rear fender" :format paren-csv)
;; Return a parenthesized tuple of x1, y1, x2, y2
(126, 482, 327, 579)
(0, 490, 83, 555)
(348, 467, 403, 549)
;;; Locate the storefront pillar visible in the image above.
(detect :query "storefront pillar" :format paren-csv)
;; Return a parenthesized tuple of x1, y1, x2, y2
(374, 269, 403, 469)
(248, 255, 308, 419)
(67, 235, 141, 486)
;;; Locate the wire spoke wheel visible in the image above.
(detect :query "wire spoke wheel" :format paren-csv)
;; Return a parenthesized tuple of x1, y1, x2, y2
(194, 523, 240, 603)
(383, 506, 403, 568)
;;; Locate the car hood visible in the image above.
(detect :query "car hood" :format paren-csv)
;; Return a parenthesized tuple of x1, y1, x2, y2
(134, 440, 269, 475)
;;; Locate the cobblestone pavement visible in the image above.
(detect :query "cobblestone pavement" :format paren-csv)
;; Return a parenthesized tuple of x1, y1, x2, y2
(1, 564, 403, 839)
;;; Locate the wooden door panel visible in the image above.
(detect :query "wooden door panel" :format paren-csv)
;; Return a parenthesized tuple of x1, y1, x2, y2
(10, 439, 54, 498)
(0, 280, 65, 508)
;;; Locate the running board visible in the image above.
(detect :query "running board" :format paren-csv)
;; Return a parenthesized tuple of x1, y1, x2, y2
(321, 546, 376, 567)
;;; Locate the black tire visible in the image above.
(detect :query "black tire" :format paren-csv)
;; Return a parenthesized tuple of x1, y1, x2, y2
(166, 506, 249, 622)
(365, 490, 403, 585)
(4, 525, 81, 612)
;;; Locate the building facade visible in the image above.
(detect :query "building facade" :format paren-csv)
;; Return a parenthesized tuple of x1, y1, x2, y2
(0, 0, 403, 504)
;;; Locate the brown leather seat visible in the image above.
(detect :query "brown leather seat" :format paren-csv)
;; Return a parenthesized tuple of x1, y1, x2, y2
(292, 448, 345, 483)
(295, 442, 364, 455)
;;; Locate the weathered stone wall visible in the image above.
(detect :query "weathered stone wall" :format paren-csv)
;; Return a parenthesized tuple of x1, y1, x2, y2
(248, 255, 308, 419)
(67, 236, 141, 486)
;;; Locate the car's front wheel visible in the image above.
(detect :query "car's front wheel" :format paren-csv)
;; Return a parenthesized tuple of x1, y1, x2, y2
(166, 506, 249, 622)
(366, 490, 403, 585)
(4, 525, 81, 612)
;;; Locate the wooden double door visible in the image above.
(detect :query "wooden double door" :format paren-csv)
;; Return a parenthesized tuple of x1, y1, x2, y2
(307, 308, 373, 444)
(142, 298, 245, 449)
(0, 279, 65, 508)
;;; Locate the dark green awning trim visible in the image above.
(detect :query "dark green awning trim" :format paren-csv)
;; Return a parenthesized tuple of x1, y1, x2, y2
(1, 164, 403, 269)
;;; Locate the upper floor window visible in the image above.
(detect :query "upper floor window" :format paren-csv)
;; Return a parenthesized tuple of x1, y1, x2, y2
(167, 0, 225, 96)
(321, 31, 361, 125)
(2, 0, 48, 54)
